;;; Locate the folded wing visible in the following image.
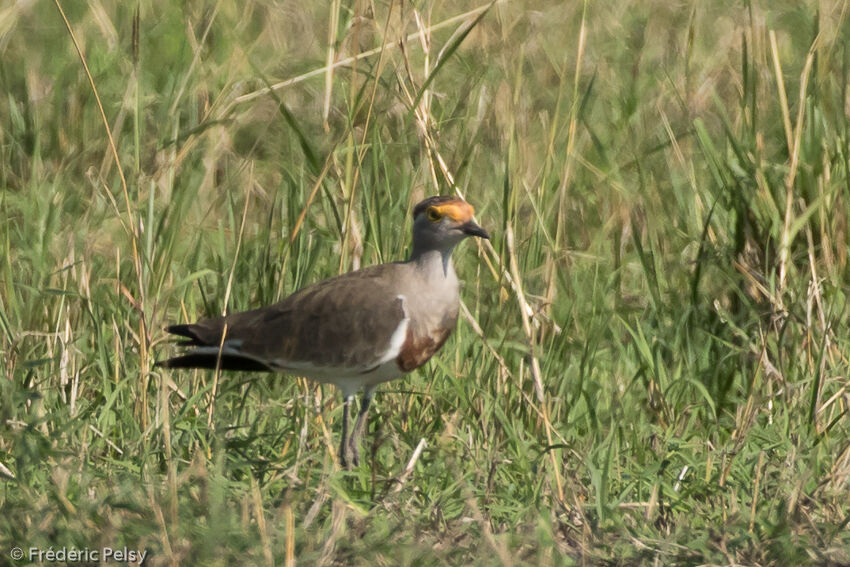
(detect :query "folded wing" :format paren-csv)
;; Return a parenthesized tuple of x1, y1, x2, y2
(157, 265, 409, 376)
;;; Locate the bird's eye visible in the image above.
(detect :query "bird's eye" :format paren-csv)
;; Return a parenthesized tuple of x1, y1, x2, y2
(426, 207, 442, 222)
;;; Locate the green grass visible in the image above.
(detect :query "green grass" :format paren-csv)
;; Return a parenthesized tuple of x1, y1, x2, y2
(2, 1, 850, 565)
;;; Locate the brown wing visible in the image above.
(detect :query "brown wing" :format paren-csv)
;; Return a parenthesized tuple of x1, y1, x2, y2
(159, 264, 409, 373)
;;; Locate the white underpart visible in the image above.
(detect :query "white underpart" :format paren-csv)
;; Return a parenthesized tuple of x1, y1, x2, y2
(376, 296, 410, 364)
(251, 295, 411, 398)
(328, 300, 410, 398)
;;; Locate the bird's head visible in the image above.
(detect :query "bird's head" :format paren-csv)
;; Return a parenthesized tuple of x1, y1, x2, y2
(411, 196, 489, 254)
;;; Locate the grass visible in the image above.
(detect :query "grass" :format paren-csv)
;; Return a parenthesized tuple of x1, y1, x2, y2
(1, 0, 850, 565)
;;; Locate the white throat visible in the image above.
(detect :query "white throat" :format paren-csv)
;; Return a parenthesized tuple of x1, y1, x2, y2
(411, 247, 456, 278)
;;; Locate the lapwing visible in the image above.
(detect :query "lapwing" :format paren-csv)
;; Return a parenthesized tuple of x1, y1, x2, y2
(157, 196, 489, 466)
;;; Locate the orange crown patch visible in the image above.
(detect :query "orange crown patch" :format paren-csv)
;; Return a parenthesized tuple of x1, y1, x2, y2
(413, 196, 475, 222)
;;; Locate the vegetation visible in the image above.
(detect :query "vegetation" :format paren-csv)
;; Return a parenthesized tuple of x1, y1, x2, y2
(1, 1, 849, 564)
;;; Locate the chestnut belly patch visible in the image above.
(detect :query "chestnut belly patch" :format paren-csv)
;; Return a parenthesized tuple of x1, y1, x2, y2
(396, 326, 454, 372)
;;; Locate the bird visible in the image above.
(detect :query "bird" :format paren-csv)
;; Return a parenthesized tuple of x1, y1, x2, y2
(156, 196, 489, 467)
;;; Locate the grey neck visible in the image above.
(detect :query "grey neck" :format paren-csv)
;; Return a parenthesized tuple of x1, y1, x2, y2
(409, 246, 456, 278)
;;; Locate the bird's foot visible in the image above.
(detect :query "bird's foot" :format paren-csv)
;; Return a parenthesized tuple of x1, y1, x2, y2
(339, 441, 360, 469)
(339, 439, 361, 469)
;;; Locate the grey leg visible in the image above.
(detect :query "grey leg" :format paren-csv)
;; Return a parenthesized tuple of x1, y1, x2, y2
(348, 386, 375, 467)
(339, 394, 354, 467)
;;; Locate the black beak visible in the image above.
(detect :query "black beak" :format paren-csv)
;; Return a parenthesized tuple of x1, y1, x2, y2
(460, 220, 490, 240)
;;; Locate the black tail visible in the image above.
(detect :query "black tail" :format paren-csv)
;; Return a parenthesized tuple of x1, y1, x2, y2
(164, 324, 206, 346)
(155, 352, 273, 372)
(157, 324, 272, 371)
